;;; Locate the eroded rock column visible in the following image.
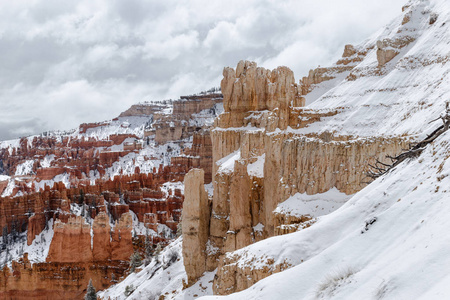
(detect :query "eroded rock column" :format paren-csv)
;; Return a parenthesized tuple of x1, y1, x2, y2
(182, 168, 210, 286)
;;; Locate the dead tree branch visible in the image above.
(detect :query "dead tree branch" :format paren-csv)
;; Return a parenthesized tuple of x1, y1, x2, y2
(365, 101, 450, 182)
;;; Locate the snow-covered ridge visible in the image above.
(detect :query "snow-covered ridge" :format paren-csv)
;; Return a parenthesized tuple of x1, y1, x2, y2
(299, 0, 450, 139)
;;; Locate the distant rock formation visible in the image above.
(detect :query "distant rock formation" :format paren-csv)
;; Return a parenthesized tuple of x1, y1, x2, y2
(0, 92, 222, 298)
(46, 212, 133, 263)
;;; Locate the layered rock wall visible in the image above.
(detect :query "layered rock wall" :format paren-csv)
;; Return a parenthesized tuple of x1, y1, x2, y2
(181, 60, 411, 295)
(46, 212, 133, 263)
(0, 254, 128, 300)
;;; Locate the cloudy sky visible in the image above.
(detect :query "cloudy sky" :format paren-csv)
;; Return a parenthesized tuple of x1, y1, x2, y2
(0, 0, 407, 140)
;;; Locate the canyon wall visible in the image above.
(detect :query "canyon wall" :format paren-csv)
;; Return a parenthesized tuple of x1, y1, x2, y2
(181, 60, 410, 292)
(0, 253, 129, 300)
(0, 93, 222, 299)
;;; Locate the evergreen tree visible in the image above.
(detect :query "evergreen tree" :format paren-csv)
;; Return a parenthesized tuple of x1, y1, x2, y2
(11, 219, 17, 243)
(176, 221, 182, 238)
(144, 234, 152, 266)
(154, 243, 162, 263)
(79, 189, 85, 205)
(124, 284, 135, 297)
(129, 251, 142, 272)
(44, 212, 49, 230)
(85, 279, 96, 300)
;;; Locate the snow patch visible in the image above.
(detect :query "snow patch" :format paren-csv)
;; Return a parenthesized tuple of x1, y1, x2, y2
(217, 150, 241, 174)
(274, 187, 353, 219)
(247, 154, 265, 178)
(15, 160, 34, 176)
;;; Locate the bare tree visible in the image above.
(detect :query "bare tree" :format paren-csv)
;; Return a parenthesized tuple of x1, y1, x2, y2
(367, 102, 450, 181)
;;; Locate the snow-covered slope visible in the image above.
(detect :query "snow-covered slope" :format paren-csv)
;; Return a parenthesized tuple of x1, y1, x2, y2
(98, 238, 215, 300)
(298, 0, 450, 139)
(203, 124, 450, 300)
(195, 0, 450, 298)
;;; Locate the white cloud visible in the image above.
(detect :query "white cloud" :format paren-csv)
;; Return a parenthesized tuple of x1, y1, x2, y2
(0, 0, 408, 140)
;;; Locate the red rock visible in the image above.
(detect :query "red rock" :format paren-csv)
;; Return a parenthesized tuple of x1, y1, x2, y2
(46, 216, 93, 263)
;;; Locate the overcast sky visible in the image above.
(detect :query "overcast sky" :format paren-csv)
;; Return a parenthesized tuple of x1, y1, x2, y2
(0, 0, 407, 140)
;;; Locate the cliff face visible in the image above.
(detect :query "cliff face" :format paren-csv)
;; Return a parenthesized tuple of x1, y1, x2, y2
(182, 59, 410, 291)
(0, 256, 128, 300)
(0, 213, 133, 299)
(0, 171, 184, 299)
(46, 212, 133, 263)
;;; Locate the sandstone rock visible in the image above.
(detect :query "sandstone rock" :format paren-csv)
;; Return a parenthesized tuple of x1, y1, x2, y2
(376, 40, 399, 67)
(119, 102, 170, 117)
(0, 258, 128, 299)
(111, 212, 134, 261)
(342, 44, 357, 57)
(173, 93, 223, 119)
(92, 212, 112, 261)
(46, 216, 93, 263)
(0, 90, 223, 297)
(213, 253, 292, 295)
(0, 180, 9, 195)
(273, 212, 314, 236)
(221, 60, 302, 129)
(182, 169, 210, 286)
(376, 37, 415, 68)
(175, 54, 414, 293)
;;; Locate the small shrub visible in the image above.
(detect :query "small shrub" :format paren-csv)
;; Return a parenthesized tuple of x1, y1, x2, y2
(374, 280, 389, 299)
(129, 251, 142, 273)
(315, 267, 356, 299)
(124, 284, 135, 297)
(167, 249, 179, 265)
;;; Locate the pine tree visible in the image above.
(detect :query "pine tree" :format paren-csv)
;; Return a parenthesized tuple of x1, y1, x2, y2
(154, 243, 162, 255)
(176, 221, 182, 238)
(144, 234, 152, 266)
(124, 284, 135, 297)
(154, 243, 162, 263)
(129, 251, 142, 273)
(79, 189, 85, 205)
(85, 279, 96, 300)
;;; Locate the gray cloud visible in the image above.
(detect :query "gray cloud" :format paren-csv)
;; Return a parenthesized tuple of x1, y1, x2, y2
(0, 0, 407, 140)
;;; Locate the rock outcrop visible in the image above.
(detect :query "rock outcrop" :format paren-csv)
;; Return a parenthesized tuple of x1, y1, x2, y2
(213, 254, 292, 295)
(0, 254, 128, 300)
(181, 169, 210, 286)
(46, 212, 133, 263)
(181, 59, 411, 295)
(47, 216, 94, 263)
(221, 60, 303, 129)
